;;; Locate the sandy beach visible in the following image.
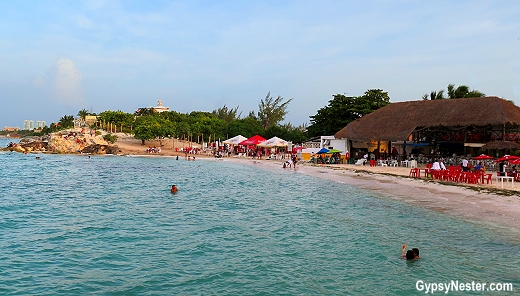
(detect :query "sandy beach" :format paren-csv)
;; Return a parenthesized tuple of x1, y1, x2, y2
(115, 137, 520, 232)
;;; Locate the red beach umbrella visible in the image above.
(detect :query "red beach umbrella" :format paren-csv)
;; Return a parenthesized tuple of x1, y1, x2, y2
(238, 135, 267, 146)
(472, 154, 494, 160)
(495, 155, 520, 162)
(509, 158, 520, 165)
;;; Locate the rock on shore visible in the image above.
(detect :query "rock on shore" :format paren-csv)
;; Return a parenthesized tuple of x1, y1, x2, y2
(1, 129, 121, 155)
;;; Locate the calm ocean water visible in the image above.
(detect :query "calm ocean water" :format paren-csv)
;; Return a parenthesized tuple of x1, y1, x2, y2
(1, 139, 519, 295)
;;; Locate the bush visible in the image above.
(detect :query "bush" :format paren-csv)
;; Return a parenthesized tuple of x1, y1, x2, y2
(103, 133, 117, 144)
(96, 131, 102, 136)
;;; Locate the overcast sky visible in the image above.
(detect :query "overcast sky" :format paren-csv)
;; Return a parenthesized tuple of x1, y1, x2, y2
(1, 0, 520, 128)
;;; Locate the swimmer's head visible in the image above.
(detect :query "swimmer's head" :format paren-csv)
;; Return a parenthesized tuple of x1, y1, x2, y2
(412, 248, 419, 257)
(405, 250, 415, 260)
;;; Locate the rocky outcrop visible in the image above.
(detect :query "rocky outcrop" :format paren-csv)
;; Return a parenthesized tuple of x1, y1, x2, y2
(2, 129, 121, 155)
(81, 144, 120, 155)
(21, 140, 48, 152)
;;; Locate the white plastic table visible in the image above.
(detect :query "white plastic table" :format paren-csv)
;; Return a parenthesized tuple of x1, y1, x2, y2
(496, 176, 514, 188)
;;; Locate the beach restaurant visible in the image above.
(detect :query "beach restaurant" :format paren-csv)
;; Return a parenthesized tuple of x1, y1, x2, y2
(334, 96, 520, 162)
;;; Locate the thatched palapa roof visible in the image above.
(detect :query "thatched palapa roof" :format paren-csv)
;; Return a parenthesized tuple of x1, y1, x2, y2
(334, 97, 520, 141)
(481, 141, 520, 150)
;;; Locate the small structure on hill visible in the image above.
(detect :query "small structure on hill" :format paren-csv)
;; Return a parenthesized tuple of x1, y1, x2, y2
(153, 100, 170, 113)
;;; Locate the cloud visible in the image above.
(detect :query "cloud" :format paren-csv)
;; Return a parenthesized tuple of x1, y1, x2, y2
(39, 58, 85, 107)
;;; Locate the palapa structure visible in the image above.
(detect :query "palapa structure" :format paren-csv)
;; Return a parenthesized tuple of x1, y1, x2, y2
(334, 97, 520, 153)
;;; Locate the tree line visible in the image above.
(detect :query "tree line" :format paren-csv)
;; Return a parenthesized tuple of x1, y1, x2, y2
(27, 84, 488, 144)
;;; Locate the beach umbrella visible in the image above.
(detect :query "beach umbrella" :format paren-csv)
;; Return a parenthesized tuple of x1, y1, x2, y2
(326, 149, 343, 154)
(223, 135, 247, 145)
(509, 158, 520, 165)
(257, 136, 288, 148)
(495, 155, 520, 162)
(472, 154, 494, 160)
(316, 148, 330, 154)
(292, 146, 304, 152)
(238, 135, 267, 146)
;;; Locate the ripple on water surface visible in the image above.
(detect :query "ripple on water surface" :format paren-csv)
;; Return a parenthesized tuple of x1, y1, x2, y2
(0, 151, 519, 295)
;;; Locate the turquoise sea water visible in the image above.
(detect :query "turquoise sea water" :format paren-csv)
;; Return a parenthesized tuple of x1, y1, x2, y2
(1, 139, 519, 295)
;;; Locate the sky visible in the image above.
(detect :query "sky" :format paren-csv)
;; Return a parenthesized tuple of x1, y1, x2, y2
(1, 0, 520, 128)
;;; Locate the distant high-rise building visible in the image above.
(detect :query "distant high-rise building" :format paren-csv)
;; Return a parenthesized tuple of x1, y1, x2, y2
(35, 121, 46, 129)
(23, 120, 34, 130)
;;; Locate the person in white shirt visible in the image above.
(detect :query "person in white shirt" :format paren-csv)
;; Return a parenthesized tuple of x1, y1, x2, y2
(439, 159, 447, 170)
(461, 158, 469, 172)
(431, 159, 446, 170)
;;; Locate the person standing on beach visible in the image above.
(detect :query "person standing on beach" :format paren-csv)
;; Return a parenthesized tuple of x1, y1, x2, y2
(499, 161, 506, 176)
(461, 158, 469, 172)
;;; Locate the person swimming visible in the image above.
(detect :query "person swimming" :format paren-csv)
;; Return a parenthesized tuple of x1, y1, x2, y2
(405, 250, 415, 260)
(412, 248, 420, 259)
(171, 185, 178, 193)
(401, 244, 420, 260)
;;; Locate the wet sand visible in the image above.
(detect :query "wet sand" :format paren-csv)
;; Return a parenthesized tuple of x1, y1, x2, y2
(116, 138, 520, 232)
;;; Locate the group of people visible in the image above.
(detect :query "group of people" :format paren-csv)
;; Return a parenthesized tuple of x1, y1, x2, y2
(401, 244, 420, 260)
(146, 146, 161, 153)
(499, 161, 517, 177)
(429, 157, 487, 173)
(283, 155, 298, 169)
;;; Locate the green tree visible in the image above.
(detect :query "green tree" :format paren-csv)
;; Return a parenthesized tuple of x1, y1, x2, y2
(161, 110, 189, 123)
(58, 115, 75, 129)
(422, 90, 445, 100)
(77, 109, 90, 121)
(175, 121, 191, 139)
(447, 83, 485, 98)
(424, 84, 485, 100)
(212, 105, 242, 123)
(133, 116, 175, 145)
(225, 117, 264, 138)
(307, 89, 391, 138)
(98, 110, 135, 127)
(264, 123, 308, 144)
(134, 107, 157, 116)
(191, 117, 227, 142)
(257, 92, 293, 129)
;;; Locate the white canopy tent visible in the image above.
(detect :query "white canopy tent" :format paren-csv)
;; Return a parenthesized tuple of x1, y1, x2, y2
(222, 135, 247, 145)
(257, 136, 289, 148)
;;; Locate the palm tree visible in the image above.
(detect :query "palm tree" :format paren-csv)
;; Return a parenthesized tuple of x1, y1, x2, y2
(77, 109, 89, 121)
(422, 90, 444, 100)
(424, 84, 485, 100)
(447, 84, 485, 99)
(59, 115, 75, 129)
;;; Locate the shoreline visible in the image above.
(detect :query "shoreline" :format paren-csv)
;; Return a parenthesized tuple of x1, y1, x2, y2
(114, 137, 520, 231)
(7, 137, 520, 232)
(220, 158, 520, 233)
